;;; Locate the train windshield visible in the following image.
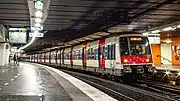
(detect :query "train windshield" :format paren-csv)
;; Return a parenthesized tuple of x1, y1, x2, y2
(120, 36, 151, 56)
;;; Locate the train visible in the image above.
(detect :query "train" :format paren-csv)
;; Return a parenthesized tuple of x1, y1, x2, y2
(24, 33, 155, 81)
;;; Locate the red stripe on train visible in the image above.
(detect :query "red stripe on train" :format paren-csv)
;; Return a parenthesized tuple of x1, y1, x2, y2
(121, 55, 153, 64)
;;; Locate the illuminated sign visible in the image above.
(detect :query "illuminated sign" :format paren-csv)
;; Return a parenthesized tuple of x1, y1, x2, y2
(146, 34, 160, 44)
(9, 28, 27, 44)
(29, 32, 44, 37)
(35, 0, 43, 10)
(130, 37, 142, 41)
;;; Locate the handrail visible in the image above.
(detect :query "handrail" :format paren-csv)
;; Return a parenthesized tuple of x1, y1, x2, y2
(157, 55, 172, 63)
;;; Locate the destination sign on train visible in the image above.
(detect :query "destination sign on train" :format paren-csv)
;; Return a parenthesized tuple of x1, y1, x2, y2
(130, 37, 142, 41)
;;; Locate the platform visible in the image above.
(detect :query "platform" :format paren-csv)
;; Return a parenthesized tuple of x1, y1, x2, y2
(155, 65, 180, 71)
(0, 63, 117, 101)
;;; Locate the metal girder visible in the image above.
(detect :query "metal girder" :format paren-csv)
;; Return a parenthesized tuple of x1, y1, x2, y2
(0, 2, 27, 5)
(80, 0, 180, 4)
(130, 0, 175, 21)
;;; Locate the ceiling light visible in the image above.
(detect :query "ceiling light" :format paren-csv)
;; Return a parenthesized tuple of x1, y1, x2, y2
(151, 30, 161, 33)
(162, 27, 173, 31)
(35, 11, 43, 17)
(34, 30, 39, 33)
(142, 32, 149, 35)
(9, 28, 26, 31)
(35, 0, 43, 10)
(35, 23, 41, 27)
(35, 18, 42, 23)
(177, 25, 180, 28)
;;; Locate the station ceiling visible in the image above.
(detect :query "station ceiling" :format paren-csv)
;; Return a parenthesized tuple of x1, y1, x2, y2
(0, 0, 180, 52)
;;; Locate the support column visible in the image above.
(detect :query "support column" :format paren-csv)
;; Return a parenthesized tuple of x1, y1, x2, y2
(0, 43, 6, 66)
(4, 43, 10, 64)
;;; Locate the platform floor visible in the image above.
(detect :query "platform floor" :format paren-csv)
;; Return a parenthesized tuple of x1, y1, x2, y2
(0, 63, 117, 101)
(155, 65, 180, 71)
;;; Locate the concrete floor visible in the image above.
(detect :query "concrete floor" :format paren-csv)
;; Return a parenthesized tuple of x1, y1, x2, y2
(0, 63, 94, 101)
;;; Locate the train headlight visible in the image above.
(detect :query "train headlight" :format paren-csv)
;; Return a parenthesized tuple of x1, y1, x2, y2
(146, 59, 150, 62)
(124, 59, 128, 63)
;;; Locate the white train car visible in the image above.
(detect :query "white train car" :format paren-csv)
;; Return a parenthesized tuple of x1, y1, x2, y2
(63, 47, 72, 67)
(41, 53, 45, 63)
(29, 33, 154, 81)
(72, 45, 83, 69)
(57, 50, 61, 65)
(104, 36, 120, 75)
(85, 40, 99, 72)
(50, 50, 57, 64)
(38, 54, 41, 63)
(34, 54, 38, 63)
(45, 51, 50, 64)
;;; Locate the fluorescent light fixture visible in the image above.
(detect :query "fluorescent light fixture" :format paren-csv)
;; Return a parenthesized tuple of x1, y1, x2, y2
(35, 1, 43, 10)
(35, 11, 43, 17)
(177, 25, 180, 28)
(151, 30, 161, 33)
(142, 32, 149, 35)
(9, 28, 26, 31)
(35, 23, 41, 27)
(35, 18, 42, 23)
(162, 27, 173, 31)
(34, 30, 39, 33)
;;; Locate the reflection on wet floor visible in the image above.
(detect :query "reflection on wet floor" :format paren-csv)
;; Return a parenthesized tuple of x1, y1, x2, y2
(0, 63, 73, 101)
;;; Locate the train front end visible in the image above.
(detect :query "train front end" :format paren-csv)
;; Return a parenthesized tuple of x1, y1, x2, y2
(119, 35, 155, 78)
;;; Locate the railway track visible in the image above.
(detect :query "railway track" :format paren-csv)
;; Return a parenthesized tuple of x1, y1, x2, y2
(60, 68, 178, 101)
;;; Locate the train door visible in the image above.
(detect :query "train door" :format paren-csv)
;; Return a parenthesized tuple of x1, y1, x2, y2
(59, 50, 61, 66)
(44, 53, 46, 63)
(99, 39, 105, 69)
(55, 50, 58, 64)
(110, 44, 116, 68)
(49, 51, 51, 64)
(70, 47, 73, 67)
(82, 43, 87, 69)
(62, 49, 65, 65)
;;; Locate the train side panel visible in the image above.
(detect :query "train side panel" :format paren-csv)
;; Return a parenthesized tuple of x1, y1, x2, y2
(38, 54, 41, 63)
(104, 37, 116, 69)
(86, 41, 99, 72)
(50, 50, 57, 64)
(57, 49, 61, 65)
(72, 45, 83, 69)
(64, 48, 71, 66)
(41, 53, 45, 63)
(45, 52, 50, 64)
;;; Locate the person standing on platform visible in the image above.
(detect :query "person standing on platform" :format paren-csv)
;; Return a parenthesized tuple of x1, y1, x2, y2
(13, 54, 17, 65)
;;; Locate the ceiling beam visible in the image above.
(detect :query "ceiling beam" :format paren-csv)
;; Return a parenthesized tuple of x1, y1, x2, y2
(80, 0, 180, 4)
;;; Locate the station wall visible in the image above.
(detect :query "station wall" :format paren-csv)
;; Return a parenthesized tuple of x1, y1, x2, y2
(151, 31, 180, 66)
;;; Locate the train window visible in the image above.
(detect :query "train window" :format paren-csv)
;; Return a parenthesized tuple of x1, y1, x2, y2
(108, 45, 111, 60)
(105, 46, 108, 60)
(88, 49, 92, 60)
(78, 50, 82, 60)
(57, 53, 61, 59)
(111, 44, 116, 60)
(69, 52, 71, 59)
(86, 50, 89, 60)
(120, 37, 129, 56)
(72, 51, 74, 59)
(94, 48, 98, 60)
(91, 48, 94, 60)
(129, 37, 151, 55)
(64, 53, 66, 60)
